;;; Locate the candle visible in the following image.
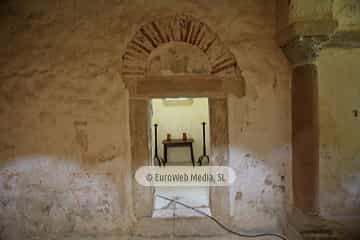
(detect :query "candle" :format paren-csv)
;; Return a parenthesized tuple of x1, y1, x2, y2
(182, 132, 187, 140)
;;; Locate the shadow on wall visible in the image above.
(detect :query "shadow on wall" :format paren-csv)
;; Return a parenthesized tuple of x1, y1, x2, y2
(0, 156, 126, 240)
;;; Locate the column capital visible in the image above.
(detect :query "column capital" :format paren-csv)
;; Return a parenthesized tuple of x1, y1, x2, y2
(277, 20, 335, 66)
(278, 20, 360, 66)
(281, 35, 329, 66)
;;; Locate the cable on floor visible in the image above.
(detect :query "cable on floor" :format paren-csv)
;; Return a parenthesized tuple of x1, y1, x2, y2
(156, 194, 288, 240)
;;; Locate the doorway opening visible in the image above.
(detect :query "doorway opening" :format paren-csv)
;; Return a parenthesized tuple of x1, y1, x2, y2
(150, 97, 211, 218)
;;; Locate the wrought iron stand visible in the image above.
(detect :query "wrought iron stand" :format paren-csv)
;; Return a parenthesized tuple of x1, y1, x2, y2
(153, 124, 163, 166)
(198, 122, 209, 166)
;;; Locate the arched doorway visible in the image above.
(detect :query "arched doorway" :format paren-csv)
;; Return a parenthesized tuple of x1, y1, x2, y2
(122, 14, 245, 232)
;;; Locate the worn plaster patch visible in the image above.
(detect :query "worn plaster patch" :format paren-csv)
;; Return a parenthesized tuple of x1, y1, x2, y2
(0, 157, 124, 240)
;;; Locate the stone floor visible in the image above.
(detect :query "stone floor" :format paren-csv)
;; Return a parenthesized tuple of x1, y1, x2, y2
(61, 234, 279, 240)
(153, 186, 211, 218)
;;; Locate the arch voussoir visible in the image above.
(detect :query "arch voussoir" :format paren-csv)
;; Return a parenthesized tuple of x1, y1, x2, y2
(121, 14, 245, 98)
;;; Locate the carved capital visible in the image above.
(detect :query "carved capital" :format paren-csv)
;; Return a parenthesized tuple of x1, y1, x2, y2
(281, 35, 329, 66)
(278, 20, 336, 66)
(279, 19, 360, 65)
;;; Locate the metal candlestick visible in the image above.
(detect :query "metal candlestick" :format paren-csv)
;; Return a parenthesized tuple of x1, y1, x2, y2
(153, 124, 163, 166)
(198, 122, 209, 166)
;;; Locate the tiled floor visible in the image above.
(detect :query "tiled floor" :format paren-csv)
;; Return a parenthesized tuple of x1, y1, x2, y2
(153, 186, 211, 218)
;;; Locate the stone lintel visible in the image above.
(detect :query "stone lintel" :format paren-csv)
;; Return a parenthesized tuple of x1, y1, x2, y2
(277, 20, 337, 47)
(325, 31, 360, 48)
(126, 74, 244, 98)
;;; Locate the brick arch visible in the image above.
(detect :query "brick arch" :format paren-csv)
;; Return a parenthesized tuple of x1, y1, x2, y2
(121, 14, 245, 97)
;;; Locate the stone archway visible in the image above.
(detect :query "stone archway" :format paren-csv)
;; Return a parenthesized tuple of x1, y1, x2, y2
(121, 14, 245, 98)
(122, 15, 245, 231)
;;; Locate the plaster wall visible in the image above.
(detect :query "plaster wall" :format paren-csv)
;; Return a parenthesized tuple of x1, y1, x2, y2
(288, 0, 333, 24)
(333, 0, 360, 32)
(0, 0, 291, 238)
(317, 48, 360, 230)
(286, 0, 360, 32)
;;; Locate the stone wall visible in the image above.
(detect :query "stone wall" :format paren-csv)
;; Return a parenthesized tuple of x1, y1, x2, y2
(0, 0, 291, 238)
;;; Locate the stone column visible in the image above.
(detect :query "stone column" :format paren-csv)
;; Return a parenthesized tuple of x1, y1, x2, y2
(282, 37, 325, 215)
(279, 2, 360, 236)
(291, 63, 319, 214)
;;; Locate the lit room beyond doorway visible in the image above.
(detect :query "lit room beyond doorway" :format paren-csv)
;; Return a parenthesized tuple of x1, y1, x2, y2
(151, 97, 211, 218)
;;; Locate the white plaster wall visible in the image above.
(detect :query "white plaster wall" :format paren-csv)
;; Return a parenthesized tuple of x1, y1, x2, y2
(151, 98, 209, 164)
(228, 63, 290, 232)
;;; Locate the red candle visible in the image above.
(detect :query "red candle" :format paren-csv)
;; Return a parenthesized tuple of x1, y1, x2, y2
(182, 132, 187, 140)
